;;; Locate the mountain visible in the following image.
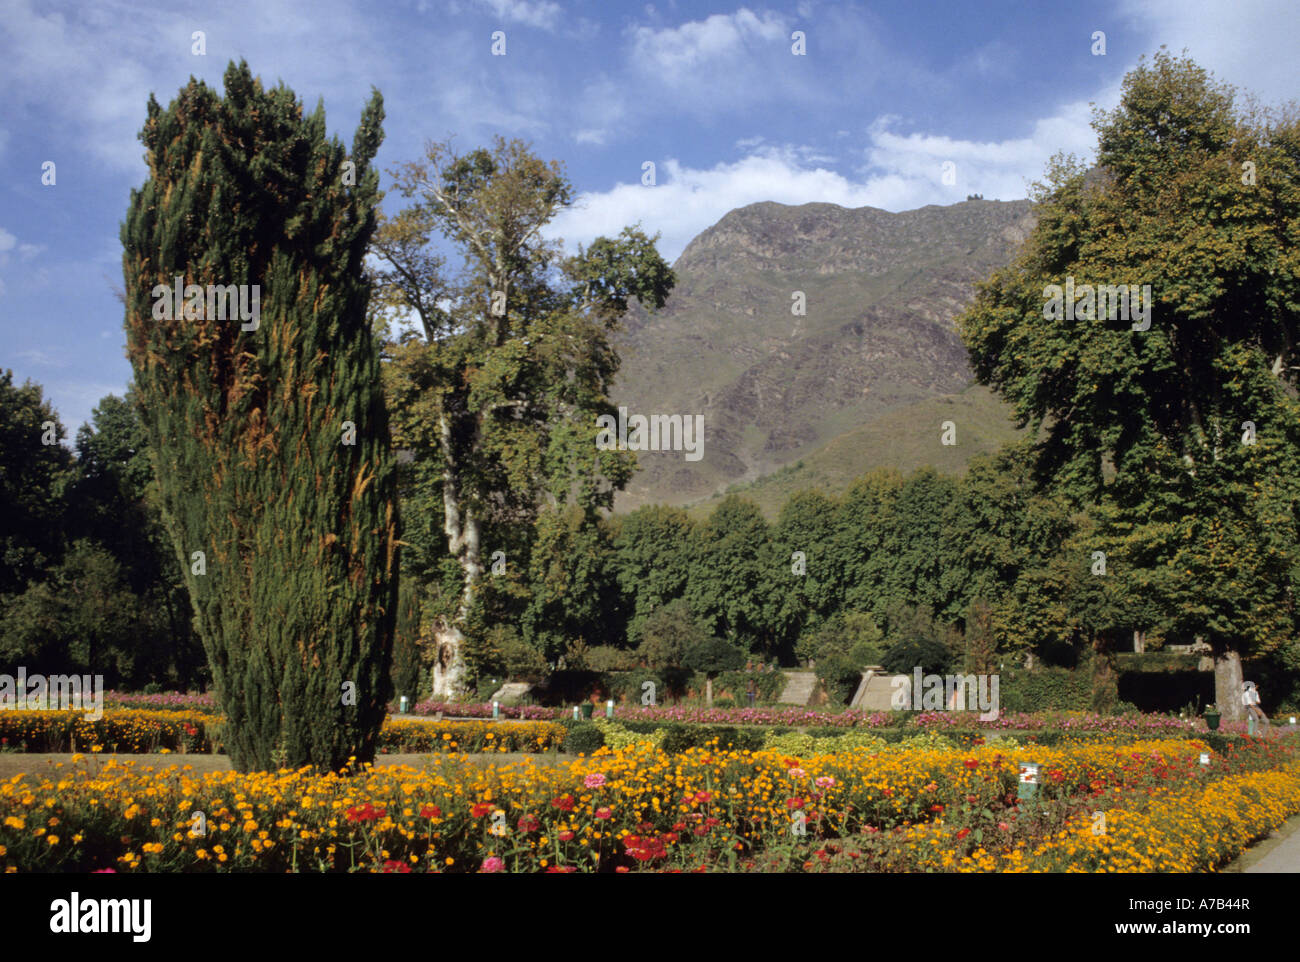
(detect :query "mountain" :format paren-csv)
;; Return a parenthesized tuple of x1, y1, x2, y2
(610, 197, 1036, 513)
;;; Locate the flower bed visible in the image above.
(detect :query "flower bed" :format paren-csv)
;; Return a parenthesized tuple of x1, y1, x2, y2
(378, 719, 566, 754)
(0, 711, 565, 757)
(102, 692, 219, 712)
(3, 735, 1282, 873)
(0, 709, 217, 754)
(960, 759, 1300, 872)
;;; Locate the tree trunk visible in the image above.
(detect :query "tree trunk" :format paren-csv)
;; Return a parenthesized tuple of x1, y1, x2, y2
(1213, 648, 1245, 722)
(430, 618, 468, 700)
(1133, 629, 1145, 653)
(433, 412, 483, 701)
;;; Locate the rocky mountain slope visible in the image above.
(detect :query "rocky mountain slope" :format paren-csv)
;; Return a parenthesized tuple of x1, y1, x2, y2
(611, 197, 1037, 511)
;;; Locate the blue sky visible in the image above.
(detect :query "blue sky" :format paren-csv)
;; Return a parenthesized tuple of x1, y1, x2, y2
(2, 0, 1297, 436)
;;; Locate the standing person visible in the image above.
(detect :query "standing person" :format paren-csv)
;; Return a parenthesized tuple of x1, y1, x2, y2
(1243, 681, 1268, 732)
(746, 677, 757, 709)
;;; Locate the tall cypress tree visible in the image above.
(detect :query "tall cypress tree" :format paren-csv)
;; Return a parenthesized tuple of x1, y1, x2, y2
(121, 61, 398, 771)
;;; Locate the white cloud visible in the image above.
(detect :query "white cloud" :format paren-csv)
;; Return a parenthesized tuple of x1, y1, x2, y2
(1118, 0, 1300, 108)
(630, 8, 787, 69)
(545, 90, 1115, 265)
(0, 227, 44, 288)
(15, 349, 66, 368)
(627, 8, 791, 100)
(473, 0, 563, 30)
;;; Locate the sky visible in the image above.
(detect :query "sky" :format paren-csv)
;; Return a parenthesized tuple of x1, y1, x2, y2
(1, 0, 1297, 436)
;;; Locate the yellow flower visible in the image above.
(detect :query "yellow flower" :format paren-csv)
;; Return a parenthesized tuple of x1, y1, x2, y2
(47, 836, 59, 846)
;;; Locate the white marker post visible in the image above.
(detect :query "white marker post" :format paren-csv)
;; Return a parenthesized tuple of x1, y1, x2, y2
(606, 699, 614, 719)
(493, 701, 500, 721)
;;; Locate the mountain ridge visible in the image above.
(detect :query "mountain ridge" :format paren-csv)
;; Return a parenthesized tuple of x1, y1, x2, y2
(611, 197, 1036, 511)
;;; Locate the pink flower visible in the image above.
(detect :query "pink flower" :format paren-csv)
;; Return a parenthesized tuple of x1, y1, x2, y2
(814, 776, 835, 788)
(595, 807, 612, 820)
(480, 856, 504, 873)
(789, 767, 807, 779)
(583, 773, 606, 789)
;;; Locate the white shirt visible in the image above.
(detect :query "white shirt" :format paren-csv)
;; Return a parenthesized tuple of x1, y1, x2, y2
(1243, 688, 1260, 706)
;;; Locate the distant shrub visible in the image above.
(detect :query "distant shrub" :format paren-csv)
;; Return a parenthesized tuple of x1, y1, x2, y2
(562, 723, 605, 756)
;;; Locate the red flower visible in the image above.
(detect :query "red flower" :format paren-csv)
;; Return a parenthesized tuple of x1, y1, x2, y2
(381, 859, 412, 873)
(616, 866, 630, 873)
(551, 795, 575, 811)
(470, 802, 493, 818)
(930, 804, 944, 812)
(558, 830, 575, 842)
(545, 865, 578, 873)
(955, 828, 971, 840)
(963, 758, 979, 770)
(420, 805, 441, 819)
(694, 825, 708, 836)
(695, 791, 712, 804)
(786, 797, 804, 810)
(516, 815, 539, 832)
(595, 807, 612, 820)
(345, 803, 385, 823)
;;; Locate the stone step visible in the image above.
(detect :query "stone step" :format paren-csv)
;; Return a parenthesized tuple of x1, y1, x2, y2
(777, 671, 819, 705)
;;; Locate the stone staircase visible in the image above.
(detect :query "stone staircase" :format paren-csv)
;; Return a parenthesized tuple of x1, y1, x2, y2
(777, 671, 819, 706)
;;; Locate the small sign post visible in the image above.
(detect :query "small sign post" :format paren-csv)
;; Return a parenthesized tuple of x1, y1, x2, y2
(1017, 762, 1039, 806)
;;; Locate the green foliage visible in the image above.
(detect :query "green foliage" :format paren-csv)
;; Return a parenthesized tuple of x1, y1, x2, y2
(585, 646, 639, 672)
(561, 722, 606, 756)
(0, 371, 74, 596)
(713, 669, 784, 704)
(122, 61, 397, 771)
(636, 599, 712, 670)
(390, 580, 423, 703)
(998, 668, 1095, 713)
(815, 653, 865, 708)
(762, 730, 817, 755)
(612, 506, 697, 646)
(881, 607, 953, 676)
(683, 636, 745, 677)
(373, 135, 674, 690)
(685, 495, 793, 658)
(592, 718, 665, 749)
(658, 723, 765, 754)
(958, 51, 1300, 669)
